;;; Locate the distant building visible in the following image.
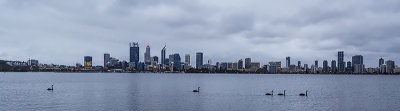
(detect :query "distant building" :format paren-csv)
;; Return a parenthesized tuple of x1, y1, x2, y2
(129, 42, 139, 66)
(185, 54, 190, 65)
(286, 56, 291, 68)
(379, 58, 384, 67)
(331, 60, 337, 73)
(338, 51, 345, 72)
(386, 60, 395, 74)
(161, 45, 166, 68)
(238, 59, 243, 69)
(249, 62, 260, 72)
(104, 53, 110, 67)
(346, 61, 352, 73)
(297, 61, 301, 69)
(173, 53, 181, 71)
(152, 56, 158, 66)
(315, 60, 319, 68)
(84, 56, 92, 69)
(28, 59, 39, 66)
(268, 62, 281, 73)
(323, 60, 328, 73)
(144, 45, 151, 65)
(352, 55, 364, 73)
(245, 58, 251, 69)
(196, 52, 203, 69)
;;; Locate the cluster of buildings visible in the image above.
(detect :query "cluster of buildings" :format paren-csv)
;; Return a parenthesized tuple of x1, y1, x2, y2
(1, 42, 399, 74)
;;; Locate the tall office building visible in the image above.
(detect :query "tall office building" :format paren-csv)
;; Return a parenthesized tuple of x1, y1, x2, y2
(161, 45, 166, 67)
(315, 60, 319, 68)
(196, 52, 203, 69)
(129, 42, 139, 65)
(245, 58, 251, 69)
(152, 56, 158, 66)
(297, 61, 301, 68)
(185, 54, 190, 65)
(286, 56, 291, 68)
(386, 60, 395, 74)
(144, 45, 151, 65)
(238, 59, 243, 69)
(173, 53, 181, 71)
(379, 58, 384, 67)
(84, 56, 92, 69)
(338, 51, 345, 72)
(331, 60, 337, 73)
(346, 61, 352, 73)
(352, 55, 364, 73)
(323, 60, 328, 73)
(104, 53, 110, 67)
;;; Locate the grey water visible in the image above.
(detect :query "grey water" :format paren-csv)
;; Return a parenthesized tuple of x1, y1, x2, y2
(1, 72, 400, 111)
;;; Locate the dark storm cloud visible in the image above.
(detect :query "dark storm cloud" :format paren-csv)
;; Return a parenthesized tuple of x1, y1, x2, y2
(0, 0, 399, 67)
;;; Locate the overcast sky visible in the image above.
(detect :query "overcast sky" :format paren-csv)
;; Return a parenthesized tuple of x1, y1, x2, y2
(1, 0, 400, 67)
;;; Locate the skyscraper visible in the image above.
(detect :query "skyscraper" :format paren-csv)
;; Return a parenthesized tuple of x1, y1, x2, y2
(161, 45, 166, 67)
(196, 52, 203, 69)
(338, 51, 345, 72)
(104, 53, 110, 67)
(386, 60, 395, 74)
(286, 56, 291, 68)
(238, 59, 243, 69)
(352, 55, 364, 73)
(185, 54, 190, 65)
(379, 58, 384, 67)
(315, 60, 319, 68)
(323, 60, 328, 73)
(297, 61, 301, 68)
(331, 60, 337, 73)
(129, 42, 139, 65)
(346, 61, 352, 73)
(245, 58, 251, 69)
(152, 56, 158, 66)
(84, 56, 92, 69)
(173, 53, 181, 71)
(144, 45, 151, 65)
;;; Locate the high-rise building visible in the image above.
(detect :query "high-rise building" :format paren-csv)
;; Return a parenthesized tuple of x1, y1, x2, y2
(338, 51, 345, 72)
(129, 42, 139, 65)
(238, 59, 243, 69)
(161, 45, 166, 67)
(386, 60, 395, 74)
(315, 60, 319, 68)
(379, 58, 384, 67)
(196, 52, 203, 69)
(104, 53, 110, 67)
(286, 56, 291, 68)
(152, 56, 158, 66)
(297, 61, 301, 68)
(331, 60, 337, 73)
(352, 55, 364, 73)
(144, 45, 151, 65)
(173, 53, 181, 71)
(84, 56, 92, 69)
(323, 60, 328, 73)
(185, 54, 190, 65)
(245, 58, 251, 69)
(346, 61, 352, 73)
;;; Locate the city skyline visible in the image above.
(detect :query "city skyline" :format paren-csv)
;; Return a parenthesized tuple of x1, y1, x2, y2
(1, 1, 400, 67)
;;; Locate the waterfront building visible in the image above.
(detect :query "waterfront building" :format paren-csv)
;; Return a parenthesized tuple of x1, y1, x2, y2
(286, 56, 291, 68)
(84, 56, 92, 69)
(245, 58, 251, 69)
(152, 56, 158, 66)
(238, 59, 243, 69)
(268, 62, 281, 73)
(144, 45, 151, 65)
(323, 60, 328, 73)
(379, 58, 384, 67)
(352, 55, 364, 73)
(346, 61, 352, 73)
(297, 61, 301, 69)
(161, 45, 166, 68)
(173, 53, 181, 71)
(129, 42, 139, 67)
(196, 52, 203, 69)
(386, 60, 395, 74)
(185, 54, 190, 65)
(338, 51, 345, 72)
(331, 60, 337, 73)
(315, 60, 319, 68)
(28, 59, 39, 66)
(249, 62, 260, 72)
(104, 53, 110, 68)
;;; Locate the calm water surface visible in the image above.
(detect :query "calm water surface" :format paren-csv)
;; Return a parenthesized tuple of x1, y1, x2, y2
(1, 72, 399, 111)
